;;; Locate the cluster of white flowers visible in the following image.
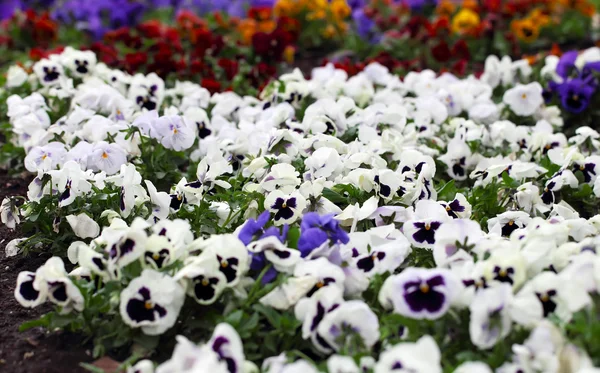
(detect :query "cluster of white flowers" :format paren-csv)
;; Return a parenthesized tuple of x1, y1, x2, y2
(4, 47, 600, 373)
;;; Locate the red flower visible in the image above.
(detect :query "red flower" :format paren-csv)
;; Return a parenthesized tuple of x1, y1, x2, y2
(201, 78, 221, 94)
(431, 41, 452, 63)
(451, 59, 468, 76)
(248, 6, 272, 21)
(124, 52, 147, 73)
(218, 58, 239, 80)
(451, 40, 470, 60)
(427, 17, 450, 38)
(90, 42, 119, 66)
(252, 28, 293, 61)
(403, 16, 429, 39)
(137, 20, 163, 39)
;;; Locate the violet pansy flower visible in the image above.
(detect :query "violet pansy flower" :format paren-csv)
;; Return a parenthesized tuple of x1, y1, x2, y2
(297, 212, 350, 257)
(379, 268, 460, 320)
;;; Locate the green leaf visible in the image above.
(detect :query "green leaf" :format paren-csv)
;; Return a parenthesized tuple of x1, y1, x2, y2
(436, 180, 456, 201)
(19, 313, 53, 332)
(286, 226, 301, 249)
(322, 188, 348, 205)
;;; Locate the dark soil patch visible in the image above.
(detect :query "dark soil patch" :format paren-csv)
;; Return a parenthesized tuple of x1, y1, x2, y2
(0, 170, 92, 373)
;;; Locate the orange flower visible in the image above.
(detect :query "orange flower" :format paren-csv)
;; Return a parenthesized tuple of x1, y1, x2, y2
(511, 18, 539, 43)
(323, 24, 337, 38)
(550, 43, 562, 56)
(436, 0, 456, 17)
(330, 0, 351, 20)
(461, 0, 479, 11)
(528, 8, 551, 27)
(258, 20, 277, 33)
(238, 18, 257, 44)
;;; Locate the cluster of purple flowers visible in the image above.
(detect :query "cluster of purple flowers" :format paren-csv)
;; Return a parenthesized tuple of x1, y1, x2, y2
(239, 211, 349, 284)
(1, 0, 274, 38)
(546, 51, 600, 114)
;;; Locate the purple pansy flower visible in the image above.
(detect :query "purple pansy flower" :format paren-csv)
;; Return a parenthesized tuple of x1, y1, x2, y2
(380, 268, 460, 320)
(297, 213, 350, 257)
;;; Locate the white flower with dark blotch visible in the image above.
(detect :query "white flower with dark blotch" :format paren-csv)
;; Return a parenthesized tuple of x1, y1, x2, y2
(315, 299, 379, 353)
(572, 155, 600, 186)
(184, 106, 212, 140)
(15, 271, 47, 308)
(175, 256, 228, 305)
(128, 73, 165, 111)
(156, 335, 228, 373)
(208, 323, 245, 373)
(302, 98, 348, 135)
(439, 193, 472, 219)
(398, 149, 436, 178)
(503, 82, 544, 116)
(403, 200, 452, 249)
(151, 219, 194, 253)
(1, 197, 20, 230)
(193, 150, 234, 192)
(34, 257, 84, 312)
(439, 138, 473, 181)
(374, 169, 403, 201)
(60, 47, 97, 77)
(48, 160, 93, 207)
(469, 284, 513, 349)
(379, 267, 460, 320)
(194, 234, 249, 286)
(25, 142, 67, 172)
(248, 236, 302, 273)
(294, 257, 346, 297)
(512, 271, 591, 324)
(265, 190, 307, 226)
(487, 211, 531, 238)
(33, 57, 64, 86)
(120, 269, 185, 335)
(374, 335, 442, 373)
(66, 213, 100, 239)
(295, 286, 345, 353)
(482, 247, 527, 290)
(142, 235, 177, 270)
(350, 226, 411, 276)
(152, 115, 196, 151)
(89, 141, 127, 175)
(102, 218, 149, 267)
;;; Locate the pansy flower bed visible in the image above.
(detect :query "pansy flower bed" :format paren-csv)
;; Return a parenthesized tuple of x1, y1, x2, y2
(2, 37, 600, 373)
